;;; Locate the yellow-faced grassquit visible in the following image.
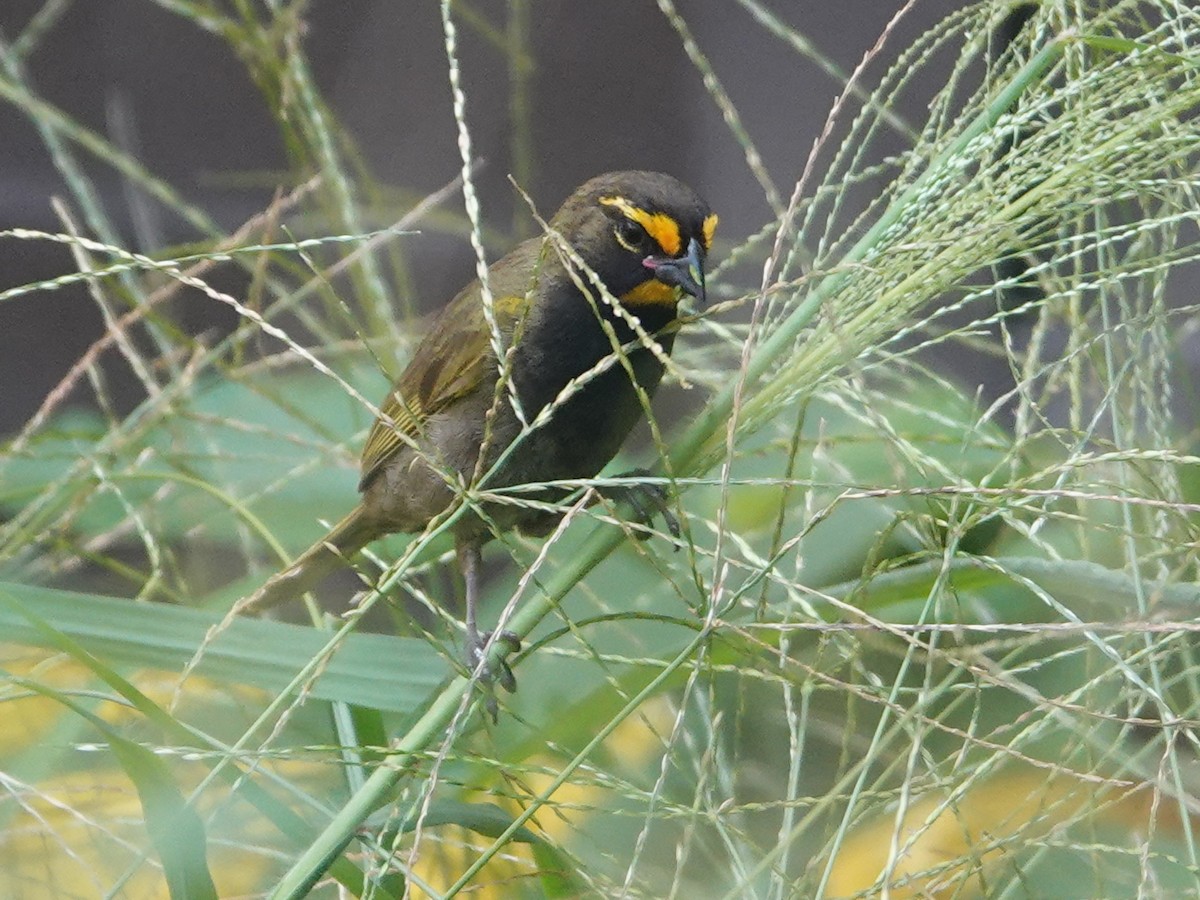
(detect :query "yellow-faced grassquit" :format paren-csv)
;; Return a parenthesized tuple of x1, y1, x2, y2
(242, 170, 716, 700)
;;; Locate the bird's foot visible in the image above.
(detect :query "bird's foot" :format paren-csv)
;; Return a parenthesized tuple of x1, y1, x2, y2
(601, 468, 681, 542)
(466, 630, 521, 721)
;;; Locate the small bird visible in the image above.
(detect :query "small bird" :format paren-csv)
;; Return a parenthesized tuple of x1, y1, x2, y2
(241, 171, 716, 695)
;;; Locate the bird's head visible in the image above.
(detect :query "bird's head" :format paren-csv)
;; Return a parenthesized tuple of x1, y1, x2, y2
(549, 170, 717, 310)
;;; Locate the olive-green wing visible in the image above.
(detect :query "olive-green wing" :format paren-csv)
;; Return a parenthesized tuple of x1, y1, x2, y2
(358, 287, 527, 490)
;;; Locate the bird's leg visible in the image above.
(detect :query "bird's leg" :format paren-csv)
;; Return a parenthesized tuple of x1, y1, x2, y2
(598, 468, 681, 543)
(456, 541, 520, 715)
(459, 539, 484, 654)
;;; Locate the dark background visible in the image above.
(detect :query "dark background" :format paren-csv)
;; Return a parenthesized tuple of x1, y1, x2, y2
(1, 0, 970, 435)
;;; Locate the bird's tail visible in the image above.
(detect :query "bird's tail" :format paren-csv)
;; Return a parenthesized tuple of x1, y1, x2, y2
(236, 505, 377, 614)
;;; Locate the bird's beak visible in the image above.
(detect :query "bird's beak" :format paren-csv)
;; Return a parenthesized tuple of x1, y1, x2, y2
(645, 237, 706, 305)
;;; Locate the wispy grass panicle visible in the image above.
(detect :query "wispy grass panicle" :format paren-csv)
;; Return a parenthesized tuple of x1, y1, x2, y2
(5, 3, 1200, 898)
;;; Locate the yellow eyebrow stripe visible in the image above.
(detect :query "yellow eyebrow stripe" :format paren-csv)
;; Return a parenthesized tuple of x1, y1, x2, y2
(600, 195, 682, 257)
(702, 213, 719, 250)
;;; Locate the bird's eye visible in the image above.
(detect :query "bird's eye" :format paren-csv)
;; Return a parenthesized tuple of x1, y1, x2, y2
(613, 217, 647, 250)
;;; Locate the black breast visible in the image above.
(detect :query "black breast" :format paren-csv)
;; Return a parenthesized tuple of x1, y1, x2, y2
(510, 282, 677, 479)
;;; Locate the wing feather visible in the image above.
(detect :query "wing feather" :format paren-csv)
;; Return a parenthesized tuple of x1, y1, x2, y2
(358, 282, 532, 490)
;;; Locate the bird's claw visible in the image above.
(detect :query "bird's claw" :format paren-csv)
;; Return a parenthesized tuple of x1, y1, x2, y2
(467, 630, 521, 720)
(602, 468, 681, 542)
